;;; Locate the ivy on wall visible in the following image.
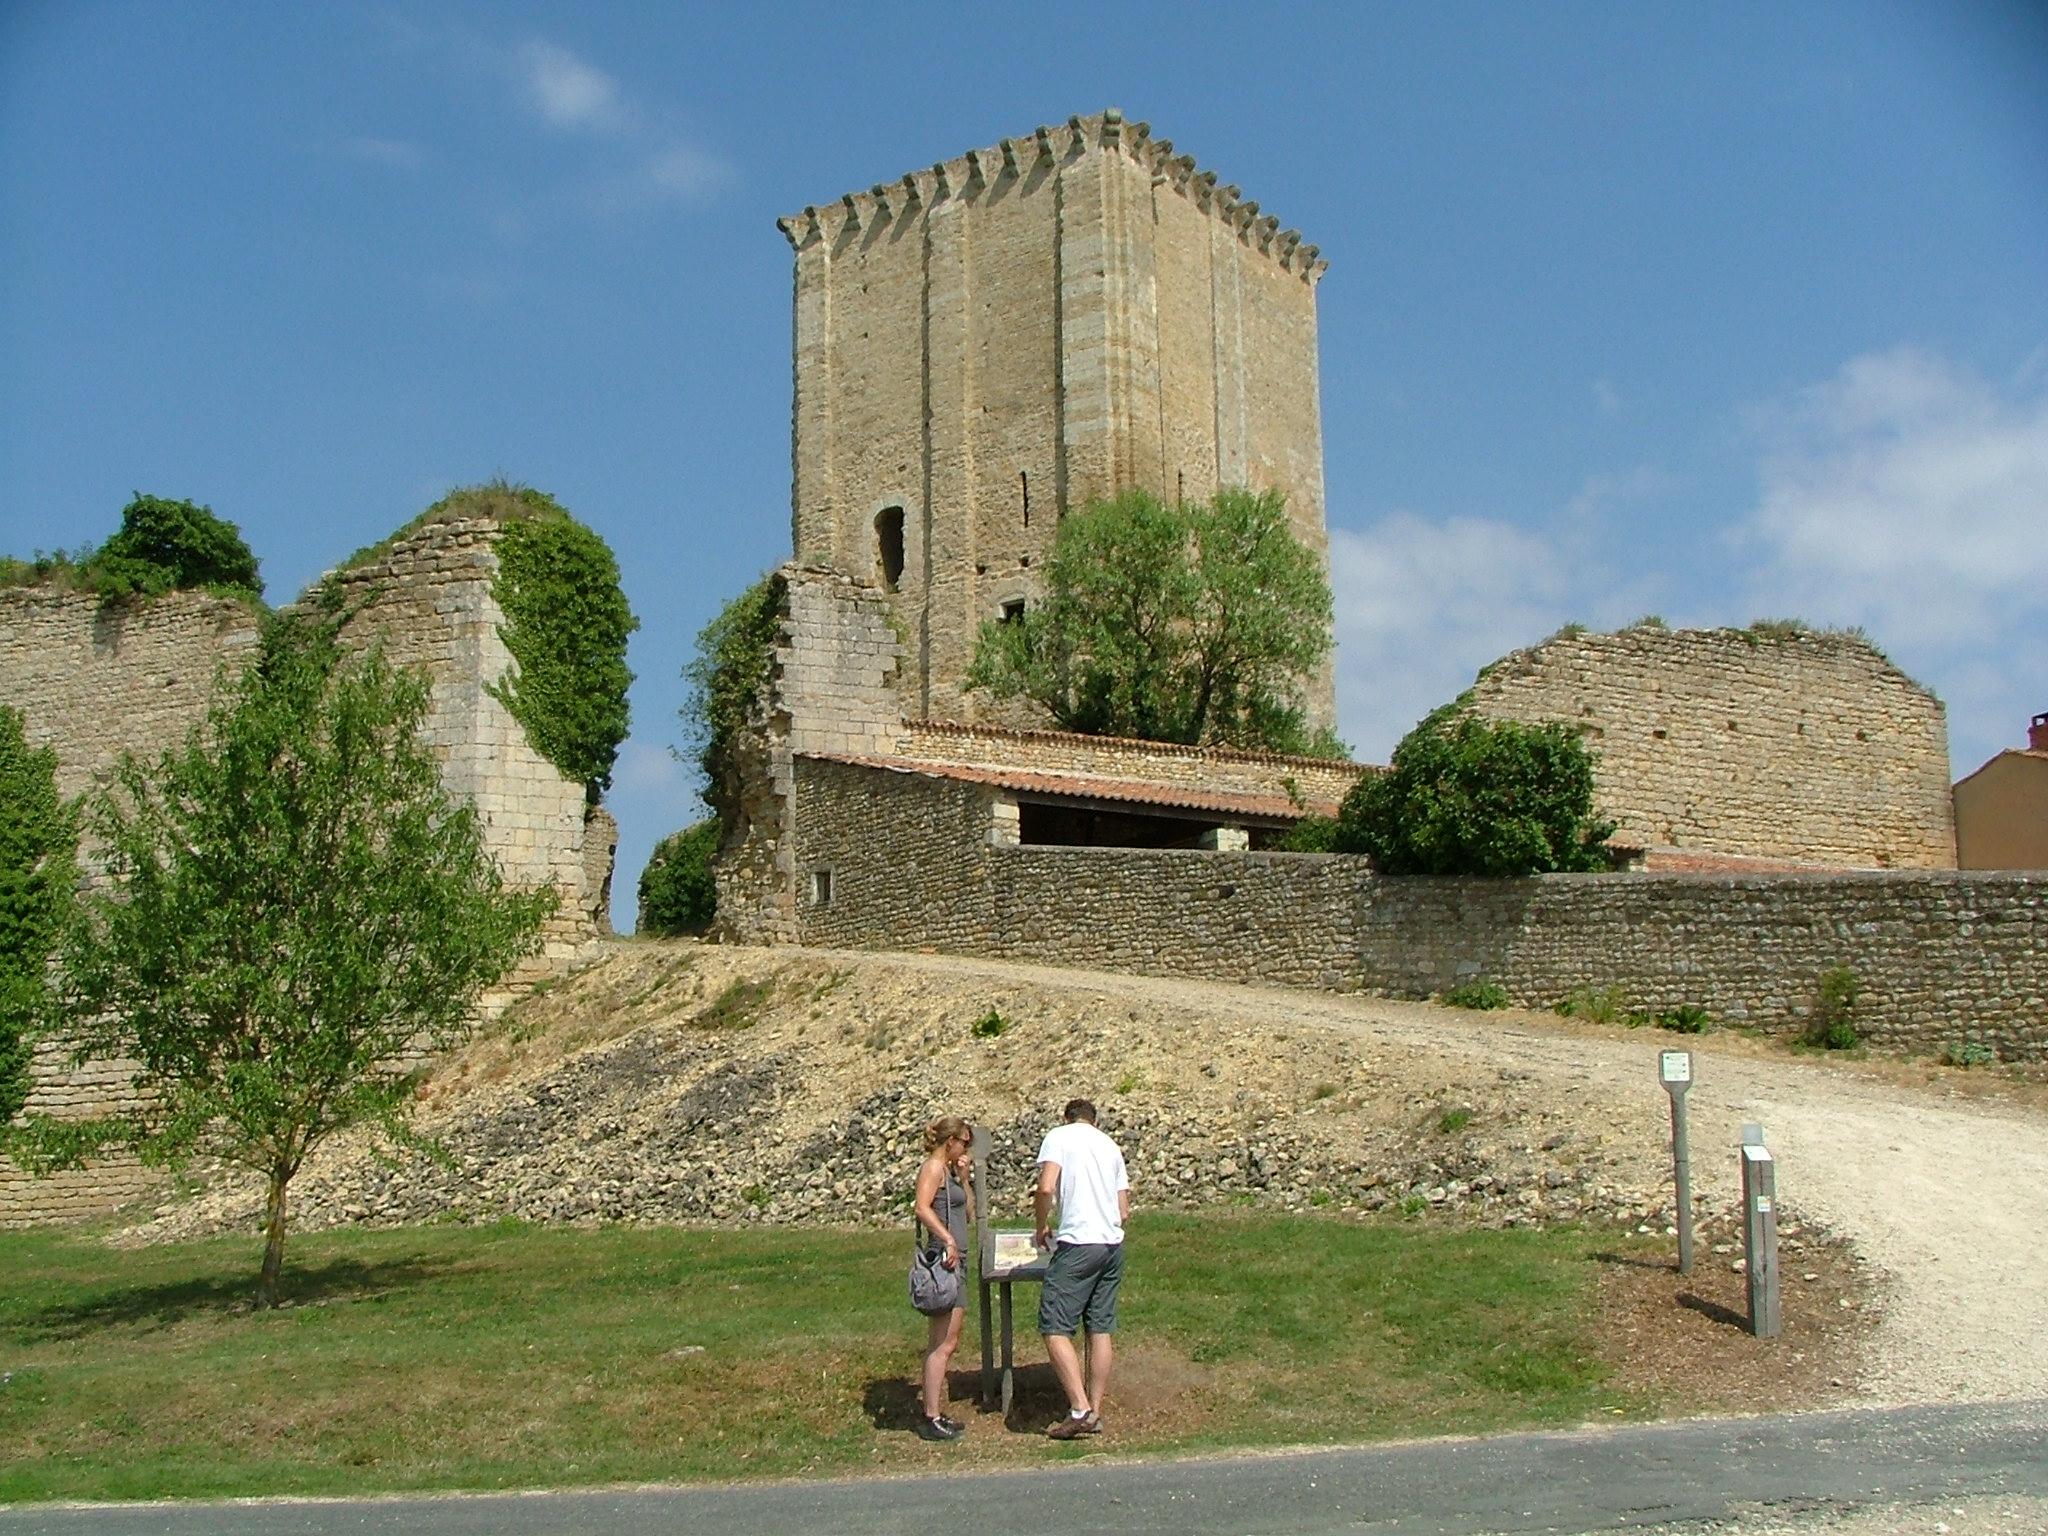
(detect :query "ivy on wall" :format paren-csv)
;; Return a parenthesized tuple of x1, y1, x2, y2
(477, 487, 638, 803)
(0, 704, 77, 1123)
(683, 573, 786, 819)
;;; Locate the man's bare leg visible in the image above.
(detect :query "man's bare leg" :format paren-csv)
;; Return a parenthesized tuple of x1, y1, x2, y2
(1087, 1331, 1114, 1416)
(1043, 1332, 1091, 1415)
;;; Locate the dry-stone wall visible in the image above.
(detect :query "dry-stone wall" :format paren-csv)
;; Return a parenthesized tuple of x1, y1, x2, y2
(1468, 626, 1955, 868)
(793, 756, 2048, 1060)
(0, 515, 614, 1224)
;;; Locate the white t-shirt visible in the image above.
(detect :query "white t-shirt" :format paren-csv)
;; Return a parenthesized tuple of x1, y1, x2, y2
(1036, 1121, 1130, 1245)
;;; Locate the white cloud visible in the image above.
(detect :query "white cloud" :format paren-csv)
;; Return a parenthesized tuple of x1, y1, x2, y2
(1330, 514, 1573, 761)
(517, 39, 627, 132)
(1592, 378, 1623, 416)
(1330, 470, 1677, 761)
(614, 738, 685, 794)
(1737, 345, 2048, 773)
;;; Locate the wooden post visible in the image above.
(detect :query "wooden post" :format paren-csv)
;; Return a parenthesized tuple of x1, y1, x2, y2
(1741, 1131, 1781, 1339)
(1660, 1051, 1695, 1275)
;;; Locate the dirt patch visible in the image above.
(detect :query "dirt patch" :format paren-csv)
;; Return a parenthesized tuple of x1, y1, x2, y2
(1595, 1225, 1878, 1415)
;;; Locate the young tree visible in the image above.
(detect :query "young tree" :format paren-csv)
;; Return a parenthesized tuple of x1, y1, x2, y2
(91, 493, 263, 600)
(11, 613, 554, 1305)
(964, 488, 1339, 755)
(0, 706, 76, 1123)
(1336, 707, 1615, 876)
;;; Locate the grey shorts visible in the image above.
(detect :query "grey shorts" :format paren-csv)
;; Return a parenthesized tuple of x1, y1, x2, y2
(1037, 1241, 1125, 1337)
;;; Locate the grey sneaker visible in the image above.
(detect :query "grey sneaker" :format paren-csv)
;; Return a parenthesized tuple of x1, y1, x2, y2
(915, 1415, 962, 1442)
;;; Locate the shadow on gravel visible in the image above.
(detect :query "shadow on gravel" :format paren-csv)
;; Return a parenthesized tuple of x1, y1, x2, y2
(19, 1254, 451, 1340)
(1676, 1291, 1751, 1332)
(1590, 1249, 1675, 1272)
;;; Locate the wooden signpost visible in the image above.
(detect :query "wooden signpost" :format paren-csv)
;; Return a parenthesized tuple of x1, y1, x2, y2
(968, 1127, 1051, 1415)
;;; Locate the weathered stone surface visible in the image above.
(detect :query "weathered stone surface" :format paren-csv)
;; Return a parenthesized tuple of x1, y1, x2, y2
(1469, 626, 1956, 870)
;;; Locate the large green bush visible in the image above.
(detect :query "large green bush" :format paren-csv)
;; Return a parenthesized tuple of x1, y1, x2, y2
(92, 494, 263, 600)
(1336, 709, 1613, 875)
(0, 706, 76, 1122)
(638, 818, 720, 936)
(683, 574, 786, 817)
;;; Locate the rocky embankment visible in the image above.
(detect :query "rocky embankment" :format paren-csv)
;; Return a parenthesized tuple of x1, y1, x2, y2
(141, 941, 1710, 1243)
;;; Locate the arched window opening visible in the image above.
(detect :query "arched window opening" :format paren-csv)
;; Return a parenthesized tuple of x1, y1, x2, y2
(999, 597, 1026, 625)
(875, 507, 905, 591)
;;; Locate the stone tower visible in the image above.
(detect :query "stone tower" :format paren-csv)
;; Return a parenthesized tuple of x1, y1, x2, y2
(778, 109, 1333, 726)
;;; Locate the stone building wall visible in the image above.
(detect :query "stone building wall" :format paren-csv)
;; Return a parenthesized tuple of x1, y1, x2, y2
(1467, 626, 1955, 869)
(0, 515, 615, 1224)
(781, 109, 1332, 728)
(792, 756, 2048, 1060)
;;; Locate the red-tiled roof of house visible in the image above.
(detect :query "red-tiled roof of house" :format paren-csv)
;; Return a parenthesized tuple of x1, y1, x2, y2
(799, 752, 1338, 820)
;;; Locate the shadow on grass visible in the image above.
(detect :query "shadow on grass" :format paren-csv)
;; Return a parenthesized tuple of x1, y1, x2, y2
(860, 1362, 1074, 1436)
(19, 1253, 453, 1341)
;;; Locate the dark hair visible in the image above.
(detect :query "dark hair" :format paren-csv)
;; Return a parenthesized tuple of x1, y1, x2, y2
(1063, 1098, 1096, 1124)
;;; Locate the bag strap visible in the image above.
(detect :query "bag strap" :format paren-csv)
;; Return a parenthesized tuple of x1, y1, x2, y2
(915, 1160, 956, 1254)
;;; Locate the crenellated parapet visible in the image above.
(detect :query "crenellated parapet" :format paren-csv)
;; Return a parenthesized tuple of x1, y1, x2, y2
(776, 108, 1326, 284)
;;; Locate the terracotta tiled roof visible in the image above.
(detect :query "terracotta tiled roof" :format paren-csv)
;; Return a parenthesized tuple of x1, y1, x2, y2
(905, 717, 1376, 773)
(800, 752, 1336, 820)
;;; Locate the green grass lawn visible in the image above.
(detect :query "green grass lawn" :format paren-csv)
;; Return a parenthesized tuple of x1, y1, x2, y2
(0, 1213, 1655, 1503)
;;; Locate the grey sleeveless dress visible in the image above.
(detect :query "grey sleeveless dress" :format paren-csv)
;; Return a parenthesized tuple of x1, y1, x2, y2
(921, 1167, 969, 1255)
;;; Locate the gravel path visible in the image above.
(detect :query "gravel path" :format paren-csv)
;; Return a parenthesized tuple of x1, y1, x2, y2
(837, 949, 2048, 1406)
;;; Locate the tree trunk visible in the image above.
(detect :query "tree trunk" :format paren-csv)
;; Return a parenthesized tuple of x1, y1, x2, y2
(257, 1167, 290, 1308)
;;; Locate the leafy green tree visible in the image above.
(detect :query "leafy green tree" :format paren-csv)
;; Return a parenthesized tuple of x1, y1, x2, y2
(11, 613, 554, 1305)
(683, 574, 786, 815)
(92, 494, 263, 600)
(638, 818, 721, 935)
(1336, 708, 1614, 875)
(964, 488, 1338, 754)
(0, 706, 76, 1123)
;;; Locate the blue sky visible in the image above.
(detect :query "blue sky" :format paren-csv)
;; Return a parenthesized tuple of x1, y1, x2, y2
(5, 1, 2045, 923)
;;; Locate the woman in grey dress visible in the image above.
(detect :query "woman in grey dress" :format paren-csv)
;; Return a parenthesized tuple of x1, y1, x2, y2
(913, 1115, 975, 1441)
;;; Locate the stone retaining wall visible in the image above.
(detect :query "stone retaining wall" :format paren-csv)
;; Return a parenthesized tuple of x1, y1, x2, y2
(793, 756, 2048, 1060)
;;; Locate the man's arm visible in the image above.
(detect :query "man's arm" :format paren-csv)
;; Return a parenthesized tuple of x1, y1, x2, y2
(1034, 1161, 1060, 1249)
(1118, 1188, 1131, 1223)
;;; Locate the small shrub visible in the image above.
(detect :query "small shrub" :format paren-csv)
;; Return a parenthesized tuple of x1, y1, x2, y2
(1114, 1069, 1142, 1095)
(1556, 985, 1630, 1025)
(1656, 1004, 1712, 1035)
(1631, 614, 1668, 630)
(1940, 1040, 1995, 1069)
(1310, 1081, 1338, 1101)
(1803, 965, 1861, 1050)
(91, 493, 263, 601)
(1443, 979, 1510, 1010)
(741, 1184, 768, 1209)
(1746, 617, 1810, 643)
(693, 977, 774, 1031)
(1398, 1194, 1428, 1217)
(1437, 1107, 1474, 1134)
(970, 1008, 1008, 1039)
(1275, 815, 1340, 853)
(639, 819, 720, 936)
(1307, 1189, 1333, 1208)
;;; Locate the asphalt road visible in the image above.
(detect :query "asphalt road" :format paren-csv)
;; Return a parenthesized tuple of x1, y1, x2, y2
(4, 1399, 2046, 1536)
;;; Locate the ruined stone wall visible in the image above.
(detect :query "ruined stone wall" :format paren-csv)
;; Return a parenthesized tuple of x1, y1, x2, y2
(317, 515, 609, 978)
(782, 110, 1332, 728)
(1468, 627, 1955, 869)
(792, 757, 2048, 1060)
(0, 516, 615, 1224)
(711, 566, 906, 945)
(0, 586, 265, 1222)
(900, 720, 1365, 811)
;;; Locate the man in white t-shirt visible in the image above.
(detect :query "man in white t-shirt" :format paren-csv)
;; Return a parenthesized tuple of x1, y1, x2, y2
(1033, 1098, 1131, 1439)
